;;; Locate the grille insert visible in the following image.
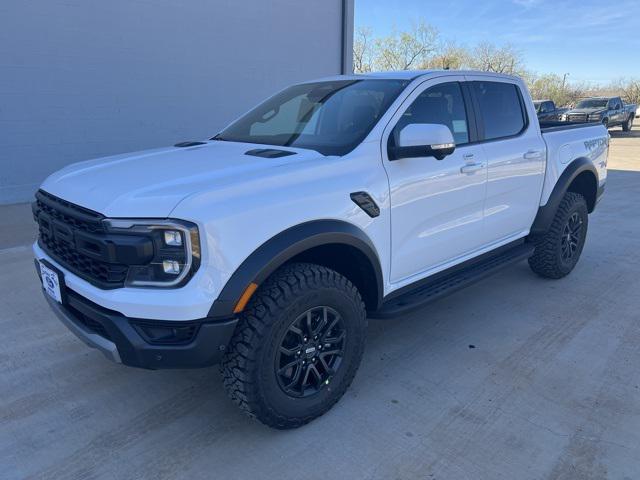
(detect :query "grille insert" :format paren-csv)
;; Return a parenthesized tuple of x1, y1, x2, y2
(35, 190, 105, 233)
(567, 113, 588, 122)
(34, 191, 128, 288)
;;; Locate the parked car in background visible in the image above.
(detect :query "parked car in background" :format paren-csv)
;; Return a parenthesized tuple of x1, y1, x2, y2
(534, 99, 567, 122)
(562, 96, 636, 131)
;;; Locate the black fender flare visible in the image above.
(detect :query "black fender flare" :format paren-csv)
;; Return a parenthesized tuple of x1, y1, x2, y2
(530, 157, 599, 235)
(208, 220, 384, 319)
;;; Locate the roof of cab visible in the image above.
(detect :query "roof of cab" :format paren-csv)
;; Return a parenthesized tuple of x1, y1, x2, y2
(305, 69, 522, 83)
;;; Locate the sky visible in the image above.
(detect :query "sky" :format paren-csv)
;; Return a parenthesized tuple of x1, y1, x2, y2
(355, 0, 640, 84)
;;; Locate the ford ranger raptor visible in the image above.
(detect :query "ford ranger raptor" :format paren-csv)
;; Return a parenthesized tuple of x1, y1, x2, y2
(33, 70, 608, 428)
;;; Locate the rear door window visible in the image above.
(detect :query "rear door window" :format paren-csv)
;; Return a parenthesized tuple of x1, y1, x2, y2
(471, 81, 527, 141)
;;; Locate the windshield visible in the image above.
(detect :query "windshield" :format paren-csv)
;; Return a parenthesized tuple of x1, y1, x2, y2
(214, 79, 409, 156)
(533, 101, 542, 112)
(576, 99, 608, 109)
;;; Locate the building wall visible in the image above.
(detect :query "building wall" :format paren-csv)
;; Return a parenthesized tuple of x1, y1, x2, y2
(0, 0, 353, 204)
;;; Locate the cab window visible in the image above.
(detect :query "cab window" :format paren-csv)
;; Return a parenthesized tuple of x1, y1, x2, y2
(471, 81, 527, 141)
(392, 82, 470, 146)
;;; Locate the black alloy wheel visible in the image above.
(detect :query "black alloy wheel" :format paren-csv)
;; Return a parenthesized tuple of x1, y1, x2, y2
(560, 212, 584, 264)
(276, 306, 346, 398)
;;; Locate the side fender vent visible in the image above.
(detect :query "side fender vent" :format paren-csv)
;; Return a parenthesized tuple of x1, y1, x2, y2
(350, 192, 380, 218)
(245, 148, 296, 158)
(174, 141, 207, 147)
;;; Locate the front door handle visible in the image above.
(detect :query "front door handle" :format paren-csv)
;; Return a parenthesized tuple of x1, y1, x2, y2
(523, 150, 543, 160)
(460, 162, 484, 174)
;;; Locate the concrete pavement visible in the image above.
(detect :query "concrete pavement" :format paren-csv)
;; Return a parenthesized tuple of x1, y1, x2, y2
(1, 127, 639, 479)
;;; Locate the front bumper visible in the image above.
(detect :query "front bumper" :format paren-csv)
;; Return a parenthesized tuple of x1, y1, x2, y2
(32, 241, 216, 321)
(36, 262, 238, 369)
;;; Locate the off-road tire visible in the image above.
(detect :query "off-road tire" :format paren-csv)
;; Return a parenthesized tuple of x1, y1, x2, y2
(622, 114, 633, 132)
(528, 192, 588, 279)
(221, 263, 367, 429)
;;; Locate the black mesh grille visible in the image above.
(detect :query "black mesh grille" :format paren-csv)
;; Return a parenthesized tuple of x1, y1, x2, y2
(34, 191, 128, 288)
(35, 190, 105, 233)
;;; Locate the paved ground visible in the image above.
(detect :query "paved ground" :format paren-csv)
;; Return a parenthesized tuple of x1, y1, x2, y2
(1, 126, 639, 480)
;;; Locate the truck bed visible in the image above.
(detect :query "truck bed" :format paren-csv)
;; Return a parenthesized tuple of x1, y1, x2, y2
(538, 121, 608, 208)
(539, 120, 599, 133)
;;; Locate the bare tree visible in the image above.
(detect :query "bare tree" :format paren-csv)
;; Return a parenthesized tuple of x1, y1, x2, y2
(352, 18, 636, 110)
(374, 21, 439, 71)
(527, 73, 587, 107)
(468, 42, 526, 76)
(353, 27, 374, 73)
(423, 41, 469, 70)
(613, 78, 640, 105)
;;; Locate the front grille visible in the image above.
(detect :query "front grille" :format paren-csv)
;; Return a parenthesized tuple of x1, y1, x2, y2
(568, 113, 588, 122)
(35, 190, 105, 233)
(34, 191, 129, 288)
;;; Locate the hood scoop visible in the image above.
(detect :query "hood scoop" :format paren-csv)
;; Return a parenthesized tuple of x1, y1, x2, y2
(174, 141, 207, 147)
(245, 148, 296, 159)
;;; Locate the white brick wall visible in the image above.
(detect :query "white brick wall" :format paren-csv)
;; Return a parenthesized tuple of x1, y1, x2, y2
(0, 0, 353, 204)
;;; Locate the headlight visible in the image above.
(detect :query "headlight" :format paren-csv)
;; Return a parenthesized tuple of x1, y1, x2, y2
(103, 219, 201, 288)
(589, 113, 602, 120)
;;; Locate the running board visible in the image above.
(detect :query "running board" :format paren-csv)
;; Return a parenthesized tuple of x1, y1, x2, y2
(370, 242, 535, 319)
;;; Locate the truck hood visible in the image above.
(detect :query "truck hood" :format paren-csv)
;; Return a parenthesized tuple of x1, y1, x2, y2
(41, 141, 323, 217)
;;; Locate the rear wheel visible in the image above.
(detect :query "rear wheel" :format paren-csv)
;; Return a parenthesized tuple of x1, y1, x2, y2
(622, 114, 634, 132)
(221, 263, 367, 429)
(528, 192, 588, 279)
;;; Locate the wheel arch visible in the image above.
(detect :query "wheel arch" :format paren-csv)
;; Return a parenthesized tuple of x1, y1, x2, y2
(530, 157, 599, 235)
(208, 220, 384, 319)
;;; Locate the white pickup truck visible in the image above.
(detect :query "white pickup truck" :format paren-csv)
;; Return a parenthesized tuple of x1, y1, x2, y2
(33, 70, 608, 428)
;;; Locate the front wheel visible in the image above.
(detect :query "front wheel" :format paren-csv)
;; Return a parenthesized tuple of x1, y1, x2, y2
(528, 192, 589, 279)
(602, 118, 609, 129)
(221, 263, 367, 429)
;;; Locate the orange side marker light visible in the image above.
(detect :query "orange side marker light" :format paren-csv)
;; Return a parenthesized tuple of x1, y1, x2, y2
(233, 282, 258, 314)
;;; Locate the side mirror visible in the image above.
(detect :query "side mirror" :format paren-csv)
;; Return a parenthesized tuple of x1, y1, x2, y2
(390, 123, 456, 161)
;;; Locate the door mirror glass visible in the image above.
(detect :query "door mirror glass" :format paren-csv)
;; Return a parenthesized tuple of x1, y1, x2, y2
(391, 123, 455, 160)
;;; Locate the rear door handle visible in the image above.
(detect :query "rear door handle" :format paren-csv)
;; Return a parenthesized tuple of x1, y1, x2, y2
(523, 150, 543, 160)
(460, 162, 484, 174)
